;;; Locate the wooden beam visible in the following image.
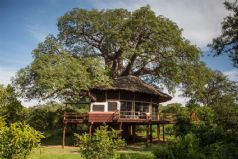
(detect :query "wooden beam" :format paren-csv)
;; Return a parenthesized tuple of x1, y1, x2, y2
(146, 125, 149, 144)
(132, 124, 136, 142)
(162, 124, 165, 142)
(157, 124, 160, 141)
(62, 123, 67, 149)
(149, 124, 153, 143)
(89, 123, 93, 137)
(119, 122, 123, 137)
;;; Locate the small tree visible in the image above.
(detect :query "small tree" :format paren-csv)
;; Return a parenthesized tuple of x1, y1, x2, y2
(75, 126, 125, 159)
(153, 134, 205, 159)
(0, 85, 24, 125)
(0, 118, 44, 159)
(209, 0, 238, 67)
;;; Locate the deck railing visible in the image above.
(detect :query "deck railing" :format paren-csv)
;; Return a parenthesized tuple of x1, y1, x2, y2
(63, 112, 88, 123)
(63, 111, 176, 123)
(159, 113, 176, 122)
(119, 111, 157, 120)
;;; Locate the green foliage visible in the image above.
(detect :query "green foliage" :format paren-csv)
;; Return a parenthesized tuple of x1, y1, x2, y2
(161, 103, 183, 114)
(13, 36, 111, 100)
(174, 109, 193, 137)
(26, 102, 89, 132)
(119, 152, 155, 159)
(28, 108, 49, 131)
(75, 126, 125, 159)
(209, 0, 238, 67)
(13, 5, 208, 99)
(0, 85, 24, 124)
(0, 118, 44, 159)
(153, 134, 205, 159)
(184, 70, 238, 105)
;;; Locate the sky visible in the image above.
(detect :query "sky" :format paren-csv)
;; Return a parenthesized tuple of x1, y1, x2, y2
(0, 0, 237, 106)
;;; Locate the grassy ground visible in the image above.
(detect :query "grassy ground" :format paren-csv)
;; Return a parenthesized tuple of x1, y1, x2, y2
(31, 125, 174, 159)
(29, 146, 81, 159)
(29, 142, 156, 159)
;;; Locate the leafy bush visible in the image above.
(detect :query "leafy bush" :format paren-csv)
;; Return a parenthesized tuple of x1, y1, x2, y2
(174, 109, 193, 137)
(75, 125, 125, 159)
(0, 85, 24, 125)
(0, 118, 44, 159)
(153, 134, 205, 159)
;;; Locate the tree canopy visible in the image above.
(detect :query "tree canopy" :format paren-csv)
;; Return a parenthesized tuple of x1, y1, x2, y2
(14, 6, 207, 100)
(0, 85, 23, 124)
(182, 70, 238, 105)
(13, 36, 111, 100)
(209, 0, 238, 67)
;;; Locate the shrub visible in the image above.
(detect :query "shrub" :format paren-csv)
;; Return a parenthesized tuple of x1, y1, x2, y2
(153, 134, 205, 159)
(174, 110, 194, 137)
(75, 125, 125, 159)
(0, 118, 44, 159)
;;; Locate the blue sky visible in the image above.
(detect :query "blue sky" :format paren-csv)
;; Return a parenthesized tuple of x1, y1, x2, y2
(0, 0, 237, 105)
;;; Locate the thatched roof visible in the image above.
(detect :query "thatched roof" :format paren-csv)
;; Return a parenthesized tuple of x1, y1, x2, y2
(94, 75, 172, 103)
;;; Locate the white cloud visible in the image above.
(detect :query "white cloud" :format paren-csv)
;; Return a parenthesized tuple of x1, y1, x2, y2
(0, 67, 16, 85)
(162, 89, 189, 106)
(163, 69, 238, 106)
(26, 24, 47, 42)
(90, 0, 228, 49)
(224, 70, 238, 82)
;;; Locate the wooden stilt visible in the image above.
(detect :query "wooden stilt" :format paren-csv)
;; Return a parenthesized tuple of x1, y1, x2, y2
(157, 124, 160, 141)
(130, 125, 133, 136)
(146, 125, 149, 143)
(150, 124, 153, 143)
(62, 123, 67, 149)
(89, 123, 93, 137)
(162, 124, 165, 142)
(132, 124, 136, 142)
(119, 122, 123, 137)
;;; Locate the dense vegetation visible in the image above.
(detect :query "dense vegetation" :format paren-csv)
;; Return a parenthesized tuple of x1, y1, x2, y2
(209, 0, 238, 67)
(0, 85, 44, 159)
(75, 126, 125, 159)
(0, 118, 44, 159)
(13, 5, 210, 102)
(155, 98, 238, 159)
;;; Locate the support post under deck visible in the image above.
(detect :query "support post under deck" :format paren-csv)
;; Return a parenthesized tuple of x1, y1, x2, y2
(149, 124, 153, 143)
(132, 124, 136, 142)
(62, 123, 67, 149)
(89, 123, 93, 137)
(146, 125, 149, 143)
(157, 124, 160, 141)
(162, 124, 165, 142)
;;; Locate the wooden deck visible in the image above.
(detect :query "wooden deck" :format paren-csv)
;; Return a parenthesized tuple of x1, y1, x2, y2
(62, 111, 176, 148)
(63, 112, 176, 124)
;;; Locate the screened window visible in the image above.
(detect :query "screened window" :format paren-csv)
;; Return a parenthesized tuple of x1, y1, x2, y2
(135, 102, 149, 112)
(92, 104, 105, 112)
(135, 93, 151, 102)
(108, 102, 118, 112)
(91, 90, 106, 102)
(152, 104, 159, 120)
(120, 91, 134, 100)
(107, 90, 119, 100)
(120, 101, 132, 111)
(152, 104, 158, 113)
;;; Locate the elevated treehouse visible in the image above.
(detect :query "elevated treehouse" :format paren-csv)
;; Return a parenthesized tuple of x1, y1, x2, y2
(62, 76, 174, 147)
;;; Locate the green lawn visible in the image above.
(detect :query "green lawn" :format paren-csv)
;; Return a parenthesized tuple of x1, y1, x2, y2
(29, 143, 156, 159)
(29, 146, 82, 159)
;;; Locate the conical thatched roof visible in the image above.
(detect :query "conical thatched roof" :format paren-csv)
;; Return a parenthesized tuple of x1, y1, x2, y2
(94, 75, 172, 103)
